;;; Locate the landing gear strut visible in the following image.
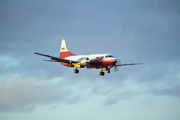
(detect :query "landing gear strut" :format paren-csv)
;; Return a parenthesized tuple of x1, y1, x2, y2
(74, 68, 79, 74)
(107, 68, 110, 73)
(99, 71, 105, 76)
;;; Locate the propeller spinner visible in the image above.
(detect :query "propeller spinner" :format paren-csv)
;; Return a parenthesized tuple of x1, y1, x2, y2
(114, 58, 121, 72)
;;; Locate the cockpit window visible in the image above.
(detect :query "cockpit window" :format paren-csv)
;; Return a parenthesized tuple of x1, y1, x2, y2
(106, 55, 113, 58)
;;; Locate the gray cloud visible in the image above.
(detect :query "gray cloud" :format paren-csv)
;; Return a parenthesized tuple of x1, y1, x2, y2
(104, 90, 141, 105)
(149, 84, 180, 97)
(0, 77, 86, 112)
(0, 60, 179, 113)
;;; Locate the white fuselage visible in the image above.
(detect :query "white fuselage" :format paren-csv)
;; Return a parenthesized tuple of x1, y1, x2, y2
(64, 54, 117, 68)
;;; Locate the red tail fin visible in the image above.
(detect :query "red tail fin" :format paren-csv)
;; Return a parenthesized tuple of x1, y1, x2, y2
(59, 39, 76, 58)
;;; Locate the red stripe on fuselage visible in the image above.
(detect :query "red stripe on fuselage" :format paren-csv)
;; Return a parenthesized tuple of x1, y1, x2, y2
(89, 59, 117, 66)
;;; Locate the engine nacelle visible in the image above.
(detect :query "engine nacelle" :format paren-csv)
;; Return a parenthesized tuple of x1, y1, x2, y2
(80, 60, 87, 66)
(79, 57, 89, 66)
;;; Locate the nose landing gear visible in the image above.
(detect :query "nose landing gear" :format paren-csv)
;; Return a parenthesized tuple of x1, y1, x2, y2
(99, 67, 111, 76)
(107, 68, 110, 73)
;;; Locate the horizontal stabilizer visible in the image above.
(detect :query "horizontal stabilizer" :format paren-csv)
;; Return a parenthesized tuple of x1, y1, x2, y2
(43, 60, 57, 62)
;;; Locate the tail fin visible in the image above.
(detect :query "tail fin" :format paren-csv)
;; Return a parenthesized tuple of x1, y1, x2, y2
(59, 39, 76, 58)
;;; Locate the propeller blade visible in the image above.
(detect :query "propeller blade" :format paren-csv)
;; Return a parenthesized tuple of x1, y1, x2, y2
(114, 66, 119, 72)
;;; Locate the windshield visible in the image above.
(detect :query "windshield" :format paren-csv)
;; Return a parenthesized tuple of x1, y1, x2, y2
(105, 55, 113, 58)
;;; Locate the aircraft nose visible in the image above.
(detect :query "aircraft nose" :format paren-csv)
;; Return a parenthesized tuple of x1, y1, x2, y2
(114, 58, 117, 63)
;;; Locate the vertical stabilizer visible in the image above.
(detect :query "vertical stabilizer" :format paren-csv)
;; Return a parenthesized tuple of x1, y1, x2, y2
(60, 39, 68, 52)
(59, 39, 76, 58)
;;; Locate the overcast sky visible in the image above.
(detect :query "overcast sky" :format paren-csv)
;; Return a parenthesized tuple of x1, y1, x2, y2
(0, 0, 180, 120)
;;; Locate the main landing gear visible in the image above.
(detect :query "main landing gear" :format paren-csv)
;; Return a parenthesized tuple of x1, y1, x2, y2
(74, 68, 79, 74)
(99, 69, 110, 76)
(99, 71, 105, 76)
(73, 68, 110, 76)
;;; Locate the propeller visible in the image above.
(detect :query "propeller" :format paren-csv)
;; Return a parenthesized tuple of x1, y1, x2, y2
(113, 59, 121, 72)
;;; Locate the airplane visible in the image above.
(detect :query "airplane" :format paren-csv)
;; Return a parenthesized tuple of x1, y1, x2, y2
(34, 39, 142, 76)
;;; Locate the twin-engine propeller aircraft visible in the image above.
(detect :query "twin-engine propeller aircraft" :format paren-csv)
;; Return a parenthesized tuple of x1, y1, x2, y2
(34, 39, 142, 76)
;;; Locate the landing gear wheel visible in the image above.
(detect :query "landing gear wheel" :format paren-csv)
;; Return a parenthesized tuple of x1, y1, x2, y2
(99, 71, 105, 76)
(107, 70, 110, 73)
(74, 69, 79, 74)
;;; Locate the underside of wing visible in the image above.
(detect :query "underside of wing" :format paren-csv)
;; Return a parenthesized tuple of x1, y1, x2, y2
(116, 63, 143, 67)
(34, 52, 78, 64)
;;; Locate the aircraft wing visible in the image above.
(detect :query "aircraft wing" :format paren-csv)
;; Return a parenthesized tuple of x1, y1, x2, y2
(34, 52, 78, 64)
(116, 63, 143, 66)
